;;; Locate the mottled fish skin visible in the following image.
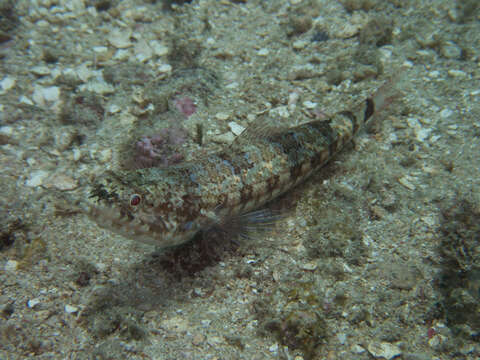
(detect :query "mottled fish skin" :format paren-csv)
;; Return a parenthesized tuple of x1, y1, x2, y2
(82, 89, 385, 248)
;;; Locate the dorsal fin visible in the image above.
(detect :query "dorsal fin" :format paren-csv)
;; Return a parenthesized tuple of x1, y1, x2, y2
(231, 116, 286, 147)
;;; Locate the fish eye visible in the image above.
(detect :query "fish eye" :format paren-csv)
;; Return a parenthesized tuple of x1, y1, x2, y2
(130, 194, 141, 206)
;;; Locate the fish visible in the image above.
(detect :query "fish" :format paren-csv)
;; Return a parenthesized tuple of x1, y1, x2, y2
(73, 79, 399, 249)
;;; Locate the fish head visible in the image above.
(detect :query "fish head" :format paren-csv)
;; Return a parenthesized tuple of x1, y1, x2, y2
(82, 169, 198, 248)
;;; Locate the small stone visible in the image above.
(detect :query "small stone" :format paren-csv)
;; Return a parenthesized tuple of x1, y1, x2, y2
(337, 333, 347, 344)
(228, 121, 245, 136)
(31, 65, 51, 76)
(288, 64, 319, 80)
(19, 95, 34, 105)
(370, 205, 387, 219)
(113, 49, 130, 61)
(4, 260, 19, 271)
(258, 48, 269, 56)
(214, 132, 235, 144)
(367, 341, 402, 359)
(93, 46, 108, 53)
(192, 333, 205, 346)
(269, 343, 279, 352)
(108, 28, 132, 48)
(201, 319, 211, 327)
(80, 81, 114, 95)
(27, 298, 41, 309)
(269, 105, 290, 118)
(97, 148, 112, 163)
(447, 69, 467, 78)
(72, 148, 82, 161)
(76, 64, 96, 82)
(0, 76, 15, 94)
(415, 127, 431, 142)
(303, 100, 317, 109)
(439, 108, 453, 118)
(134, 39, 153, 62)
(338, 23, 361, 38)
(351, 344, 366, 354)
(25, 170, 50, 187)
(406, 117, 420, 129)
(64, 304, 78, 314)
(428, 334, 446, 349)
(398, 175, 416, 191)
(293, 39, 309, 50)
(215, 112, 230, 121)
(301, 261, 318, 271)
(158, 64, 172, 74)
(150, 40, 168, 56)
(440, 41, 462, 59)
(45, 173, 78, 191)
(0, 126, 13, 136)
(107, 104, 121, 114)
(459, 343, 475, 355)
(32, 86, 60, 106)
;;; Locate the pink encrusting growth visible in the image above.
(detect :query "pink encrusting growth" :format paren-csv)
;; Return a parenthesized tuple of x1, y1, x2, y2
(173, 95, 197, 117)
(133, 127, 188, 169)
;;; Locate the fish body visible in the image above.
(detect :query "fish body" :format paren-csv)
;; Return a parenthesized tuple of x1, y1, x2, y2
(82, 83, 395, 248)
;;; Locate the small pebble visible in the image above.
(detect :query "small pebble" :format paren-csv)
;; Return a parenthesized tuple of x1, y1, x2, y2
(351, 344, 366, 354)
(269, 343, 279, 352)
(228, 121, 245, 136)
(447, 69, 467, 78)
(107, 104, 121, 114)
(398, 175, 416, 191)
(293, 39, 308, 50)
(32, 86, 60, 106)
(4, 260, 19, 271)
(337, 333, 347, 344)
(45, 173, 78, 191)
(27, 298, 41, 309)
(80, 81, 114, 95)
(257, 48, 269, 56)
(439, 108, 453, 118)
(108, 28, 132, 48)
(0, 126, 13, 136)
(0, 76, 16, 94)
(301, 261, 318, 271)
(201, 319, 211, 327)
(215, 112, 230, 121)
(19, 95, 34, 105)
(158, 64, 172, 74)
(97, 148, 112, 163)
(72, 148, 82, 161)
(214, 132, 235, 144)
(65, 304, 79, 314)
(428, 334, 446, 349)
(269, 105, 290, 118)
(25, 170, 50, 187)
(439, 41, 462, 59)
(192, 333, 205, 346)
(367, 341, 402, 360)
(303, 100, 317, 109)
(150, 41, 168, 56)
(31, 66, 51, 76)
